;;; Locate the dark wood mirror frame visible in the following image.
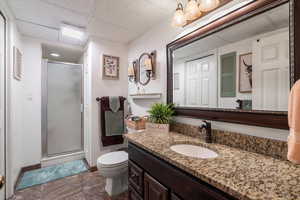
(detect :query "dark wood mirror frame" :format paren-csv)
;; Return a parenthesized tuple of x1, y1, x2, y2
(167, 0, 299, 130)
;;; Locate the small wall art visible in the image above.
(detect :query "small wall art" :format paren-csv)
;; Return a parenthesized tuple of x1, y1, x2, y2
(102, 54, 120, 80)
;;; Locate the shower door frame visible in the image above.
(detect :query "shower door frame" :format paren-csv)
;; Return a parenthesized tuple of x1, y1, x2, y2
(41, 60, 84, 158)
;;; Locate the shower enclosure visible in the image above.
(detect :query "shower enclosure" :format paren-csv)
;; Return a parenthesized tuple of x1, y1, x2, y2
(42, 60, 83, 158)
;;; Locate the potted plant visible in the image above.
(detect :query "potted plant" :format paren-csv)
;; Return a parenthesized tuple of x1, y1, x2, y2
(146, 103, 175, 133)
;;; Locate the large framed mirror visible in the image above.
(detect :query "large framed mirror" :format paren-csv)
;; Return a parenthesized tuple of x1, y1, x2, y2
(167, 0, 300, 130)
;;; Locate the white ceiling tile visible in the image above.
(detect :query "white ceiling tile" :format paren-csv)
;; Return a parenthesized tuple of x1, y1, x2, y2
(8, 0, 88, 28)
(88, 18, 138, 43)
(17, 20, 59, 42)
(145, 0, 177, 12)
(40, 0, 94, 15)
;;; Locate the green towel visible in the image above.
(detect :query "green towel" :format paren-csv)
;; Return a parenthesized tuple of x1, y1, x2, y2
(109, 96, 120, 113)
(105, 110, 124, 136)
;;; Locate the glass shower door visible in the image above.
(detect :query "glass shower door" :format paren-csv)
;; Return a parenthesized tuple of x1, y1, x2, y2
(45, 61, 83, 157)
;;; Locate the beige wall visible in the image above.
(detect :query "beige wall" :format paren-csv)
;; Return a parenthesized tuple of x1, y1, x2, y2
(85, 36, 129, 167)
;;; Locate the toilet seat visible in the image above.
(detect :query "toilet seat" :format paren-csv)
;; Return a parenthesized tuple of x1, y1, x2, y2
(97, 151, 128, 168)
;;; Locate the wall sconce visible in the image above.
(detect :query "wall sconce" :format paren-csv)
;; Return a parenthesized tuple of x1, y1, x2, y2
(138, 51, 156, 86)
(128, 60, 138, 83)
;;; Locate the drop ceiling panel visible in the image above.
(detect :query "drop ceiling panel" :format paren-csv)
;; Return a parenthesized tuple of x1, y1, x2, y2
(8, 0, 88, 28)
(88, 19, 137, 43)
(174, 35, 227, 60)
(91, 0, 174, 41)
(17, 20, 59, 42)
(40, 0, 94, 15)
(146, 0, 177, 13)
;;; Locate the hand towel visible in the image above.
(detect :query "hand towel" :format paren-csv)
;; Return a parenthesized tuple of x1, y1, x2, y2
(105, 110, 124, 136)
(288, 80, 300, 164)
(109, 96, 120, 113)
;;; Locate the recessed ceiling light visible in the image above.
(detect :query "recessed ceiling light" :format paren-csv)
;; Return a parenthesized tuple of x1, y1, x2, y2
(50, 53, 60, 57)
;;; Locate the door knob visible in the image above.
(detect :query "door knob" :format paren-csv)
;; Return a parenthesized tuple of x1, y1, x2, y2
(0, 176, 5, 189)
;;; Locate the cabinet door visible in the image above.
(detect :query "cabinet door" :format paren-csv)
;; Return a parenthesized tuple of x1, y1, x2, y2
(171, 193, 181, 200)
(129, 161, 144, 195)
(144, 173, 168, 200)
(129, 186, 143, 200)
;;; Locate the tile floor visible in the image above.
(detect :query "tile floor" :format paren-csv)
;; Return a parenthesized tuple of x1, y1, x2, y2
(10, 171, 128, 200)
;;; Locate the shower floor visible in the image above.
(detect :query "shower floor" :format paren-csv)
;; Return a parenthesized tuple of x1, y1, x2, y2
(16, 159, 88, 190)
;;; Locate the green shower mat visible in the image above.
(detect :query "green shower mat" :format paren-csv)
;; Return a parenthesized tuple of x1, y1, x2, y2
(16, 159, 88, 190)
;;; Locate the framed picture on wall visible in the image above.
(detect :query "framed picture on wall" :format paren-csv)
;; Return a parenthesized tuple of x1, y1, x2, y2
(239, 53, 252, 93)
(102, 54, 120, 80)
(13, 46, 22, 81)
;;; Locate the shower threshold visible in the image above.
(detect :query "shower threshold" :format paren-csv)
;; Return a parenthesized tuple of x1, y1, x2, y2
(41, 151, 85, 167)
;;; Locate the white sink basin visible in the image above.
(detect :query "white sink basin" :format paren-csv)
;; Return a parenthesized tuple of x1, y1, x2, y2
(170, 144, 218, 159)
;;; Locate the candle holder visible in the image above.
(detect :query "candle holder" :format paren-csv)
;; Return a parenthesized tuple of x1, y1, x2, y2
(128, 60, 138, 83)
(138, 51, 156, 86)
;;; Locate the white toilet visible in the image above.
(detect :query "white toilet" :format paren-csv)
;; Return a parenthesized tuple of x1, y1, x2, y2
(97, 151, 128, 196)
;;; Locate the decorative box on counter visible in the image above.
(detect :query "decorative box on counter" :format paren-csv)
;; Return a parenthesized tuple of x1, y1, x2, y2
(125, 116, 147, 130)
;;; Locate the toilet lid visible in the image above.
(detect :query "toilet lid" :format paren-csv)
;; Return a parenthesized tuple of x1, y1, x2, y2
(98, 151, 128, 167)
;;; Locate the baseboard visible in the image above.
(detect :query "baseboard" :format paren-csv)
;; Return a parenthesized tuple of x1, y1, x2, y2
(21, 163, 41, 173)
(89, 166, 98, 172)
(14, 163, 41, 191)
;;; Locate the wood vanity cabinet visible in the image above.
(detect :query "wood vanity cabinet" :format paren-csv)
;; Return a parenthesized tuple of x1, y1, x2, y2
(129, 161, 144, 195)
(129, 186, 143, 200)
(128, 143, 237, 200)
(144, 173, 168, 200)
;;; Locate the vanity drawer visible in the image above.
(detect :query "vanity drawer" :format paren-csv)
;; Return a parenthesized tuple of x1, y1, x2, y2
(129, 186, 143, 200)
(129, 160, 144, 195)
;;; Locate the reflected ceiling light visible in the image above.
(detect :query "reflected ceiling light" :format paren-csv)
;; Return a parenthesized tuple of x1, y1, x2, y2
(50, 53, 60, 57)
(60, 23, 85, 41)
(199, 0, 220, 12)
(185, 0, 201, 21)
(172, 3, 187, 27)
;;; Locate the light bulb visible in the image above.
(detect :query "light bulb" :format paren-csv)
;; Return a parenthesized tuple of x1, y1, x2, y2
(199, 0, 220, 12)
(172, 3, 187, 27)
(185, 0, 201, 21)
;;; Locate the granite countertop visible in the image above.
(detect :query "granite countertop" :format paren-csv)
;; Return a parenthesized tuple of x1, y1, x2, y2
(124, 131, 300, 200)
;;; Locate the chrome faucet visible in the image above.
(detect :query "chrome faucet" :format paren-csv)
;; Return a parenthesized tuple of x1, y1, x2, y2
(199, 121, 212, 143)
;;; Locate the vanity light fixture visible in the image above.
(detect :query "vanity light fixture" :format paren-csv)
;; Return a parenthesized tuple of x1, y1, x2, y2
(185, 0, 201, 21)
(172, 3, 187, 27)
(172, 0, 222, 27)
(199, 0, 220, 12)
